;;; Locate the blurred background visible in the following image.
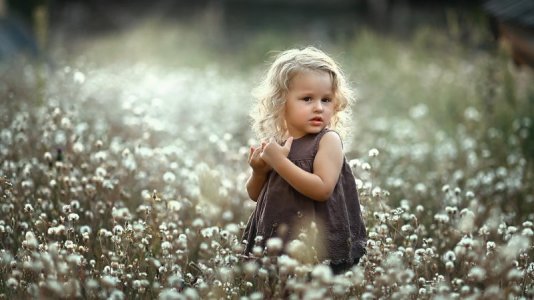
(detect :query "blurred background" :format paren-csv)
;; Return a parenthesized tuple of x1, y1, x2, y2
(3, 0, 532, 67)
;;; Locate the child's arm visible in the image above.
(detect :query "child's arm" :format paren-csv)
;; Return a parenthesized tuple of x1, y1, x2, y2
(246, 144, 271, 201)
(261, 132, 343, 202)
(246, 172, 268, 202)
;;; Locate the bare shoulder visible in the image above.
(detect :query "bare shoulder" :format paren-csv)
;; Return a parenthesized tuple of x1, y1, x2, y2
(314, 130, 344, 179)
(318, 131, 343, 153)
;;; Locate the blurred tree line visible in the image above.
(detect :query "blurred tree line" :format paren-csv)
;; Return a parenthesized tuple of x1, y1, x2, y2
(2, 0, 487, 61)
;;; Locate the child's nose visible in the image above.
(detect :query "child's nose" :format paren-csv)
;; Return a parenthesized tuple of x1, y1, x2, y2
(313, 101, 324, 111)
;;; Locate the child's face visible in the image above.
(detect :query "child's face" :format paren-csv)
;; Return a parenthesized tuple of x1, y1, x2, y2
(284, 70, 334, 139)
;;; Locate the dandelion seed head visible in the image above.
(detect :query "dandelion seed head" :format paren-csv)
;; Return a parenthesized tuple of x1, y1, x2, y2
(67, 213, 79, 222)
(192, 218, 205, 228)
(62, 205, 71, 214)
(371, 186, 381, 198)
(6, 277, 18, 288)
(218, 267, 233, 283)
(507, 268, 523, 281)
(415, 248, 425, 256)
(501, 235, 530, 260)
(416, 205, 424, 213)
(478, 225, 490, 237)
(286, 239, 307, 260)
(250, 291, 263, 300)
(24, 231, 38, 249)
(468, 266, 486, 281)
(414, 182, 427, 194)
(95, 167, 107, 178)
(121, 148, 131, 158)
(65, 240, 75, 250)
(368, 148, 379, 157)
(112, 207, 132, 221)
(243, 261, 258, 277)
(266, 237, 283, 255)
(464, 106, 480, 121)
(113, 225, 124, 236)
(434, 213, 450, 224)
(24, 204, 34, 213)
(401, 224, 413, 233)
(458, 210, 475, 233)
(182, 288, 199, 300)
(163, 171, 176, 183)
(222, 210, 233, 221)
(445, 261, 454, 272)
(161, 241, 172, 251)
(166, 200, 181, 212)
(224, 223, 239, 236)
(47, 227, 57, 235)
(73, 70, 86, 84)
(445, 206, 458, 215)
(60, 117, 72, 129)
(522, 228, 533, 236)
(311, 264, 333, 284)
(252, 246, 263, 257)
(527, 262, 534, 275)
(73, 142, 84, 154)
(355, 178, 363, 189)
(176, 234, 187, 249)
(200, 226, 218, 238)
(44, 151, 52, 161)
(458, 236, 474, 248)
(66, 254, 83, 266)
(344, 156, 360, 169)
(443, 250, 456, 262)
(506, 226, 518, 235)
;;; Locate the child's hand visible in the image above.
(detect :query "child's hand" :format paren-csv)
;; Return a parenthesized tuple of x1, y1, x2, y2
(248, 143, 272, 175)
(260, 137, 293, 167)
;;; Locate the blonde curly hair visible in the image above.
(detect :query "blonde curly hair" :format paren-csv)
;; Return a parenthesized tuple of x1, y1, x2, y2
(251, 46, 355, 143)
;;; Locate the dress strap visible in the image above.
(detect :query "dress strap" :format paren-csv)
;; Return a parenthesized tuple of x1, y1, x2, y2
(313, 128, 342, 155)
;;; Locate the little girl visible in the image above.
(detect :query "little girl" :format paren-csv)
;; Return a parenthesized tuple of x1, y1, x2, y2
(242, 47, 367, 274)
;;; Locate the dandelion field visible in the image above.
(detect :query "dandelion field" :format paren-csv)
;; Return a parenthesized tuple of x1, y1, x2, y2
(1, 14, 534, 299)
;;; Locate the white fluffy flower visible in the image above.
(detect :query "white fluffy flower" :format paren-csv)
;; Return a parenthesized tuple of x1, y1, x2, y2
(67, 213, 79, 222)
(266, 237, 283, 255)
(368, 148, 379, 157)
(161, 241, 172, 251)
(311, 264, 333, 284)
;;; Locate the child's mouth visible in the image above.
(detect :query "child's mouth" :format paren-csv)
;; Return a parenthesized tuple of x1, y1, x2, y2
(310, 117, 323, 125)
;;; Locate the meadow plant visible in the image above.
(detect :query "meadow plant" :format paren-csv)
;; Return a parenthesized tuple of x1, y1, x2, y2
(0, 30, 533, 299)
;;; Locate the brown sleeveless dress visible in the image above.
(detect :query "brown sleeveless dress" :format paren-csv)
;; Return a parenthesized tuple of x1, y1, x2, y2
(242, 128, 367, 265)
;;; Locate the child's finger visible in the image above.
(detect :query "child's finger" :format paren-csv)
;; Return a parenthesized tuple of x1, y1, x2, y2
(253, 146, 261, 156)
(249, 146, 254, 159)
(284, 136, 294, 150)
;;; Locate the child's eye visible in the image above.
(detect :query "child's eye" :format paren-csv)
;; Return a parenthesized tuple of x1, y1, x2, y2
(301, 97, 312, 102)
(322, 98, 332, 103)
